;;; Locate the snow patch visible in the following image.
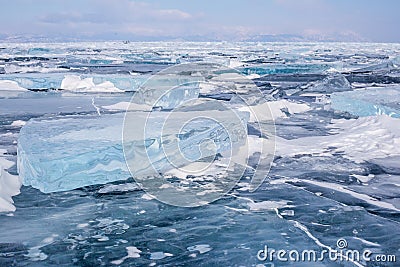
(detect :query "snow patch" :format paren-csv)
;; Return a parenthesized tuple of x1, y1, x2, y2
(61, 75, 124, 93)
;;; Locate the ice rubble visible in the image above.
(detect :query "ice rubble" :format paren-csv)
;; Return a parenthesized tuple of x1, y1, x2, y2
(16, 80, 313, 194)
(331, 86, 400, 118)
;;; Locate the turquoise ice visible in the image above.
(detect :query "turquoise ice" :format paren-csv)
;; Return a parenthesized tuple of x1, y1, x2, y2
(331, 86, 400, 118)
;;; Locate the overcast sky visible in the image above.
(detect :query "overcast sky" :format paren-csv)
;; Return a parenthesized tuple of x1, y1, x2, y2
(1, 0, 399, 42)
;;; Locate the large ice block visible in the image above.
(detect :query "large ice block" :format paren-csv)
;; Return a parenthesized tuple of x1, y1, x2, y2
(300, 73, 351, 94)
(17, 110, 248, 193)
(331, 86, 400, 118)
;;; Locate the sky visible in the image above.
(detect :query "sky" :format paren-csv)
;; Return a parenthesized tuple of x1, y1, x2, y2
(0, 0, 399, 42)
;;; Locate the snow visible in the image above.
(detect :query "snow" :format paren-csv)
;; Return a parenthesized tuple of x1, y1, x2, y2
(239, 100, 311, 121)
(0, 157, 21, 212)
(60, 75, 124, 92)
(276, 115, 400, 163)
(0, 80, 28, 91)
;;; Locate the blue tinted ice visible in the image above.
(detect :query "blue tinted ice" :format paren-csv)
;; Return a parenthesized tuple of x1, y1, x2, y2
(331, 86, 400, 117)
(17, 110, 248, 193)
(301, 73, 351, 93)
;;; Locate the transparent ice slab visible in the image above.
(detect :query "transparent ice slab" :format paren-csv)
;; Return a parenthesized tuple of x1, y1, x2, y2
(331, 86, 400, 117)
(17, 109, 248, 193)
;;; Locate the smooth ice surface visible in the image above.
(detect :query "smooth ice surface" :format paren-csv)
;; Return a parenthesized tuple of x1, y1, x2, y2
(331, 86, 400, 117)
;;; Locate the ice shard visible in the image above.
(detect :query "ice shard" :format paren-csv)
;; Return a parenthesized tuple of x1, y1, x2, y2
(300, 73, 351, 94)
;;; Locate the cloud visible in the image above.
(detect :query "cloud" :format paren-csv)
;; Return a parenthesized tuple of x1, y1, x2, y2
(274, 0, 328, 10)
(153, 9, 193, 20)
(35, 0, 200, 38)
(39, 0, 195, 25)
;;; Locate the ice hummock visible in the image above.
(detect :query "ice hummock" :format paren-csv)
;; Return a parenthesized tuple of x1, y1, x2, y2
(0, 80, 28, 91)
(17, 109, 249, 193)
(331, 86, 400, 118)
(60, 75, 124, 92)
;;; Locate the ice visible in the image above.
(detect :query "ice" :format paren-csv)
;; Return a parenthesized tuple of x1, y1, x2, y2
(0, 73, 147, 91)
(331, 86, 400, 117)
(149, 252, 173, 260)
(3, 42, 400, 265)
(0, 92, 132, 116)
(111, 246, 141, 265)
(239, 63, 333, 75)
(18, 108, 248, 193)
(187, 244, 212, 254)
(4, 64, 60, 74)
(17, 114, 128, 193)
(296, 179, 399, 212)
(238, 100, 310, 121)
(247, 200, 289, 211)
(352, 60, 397, 73)
(60, 75, 124, 92)
(132, 74, 202, 110)
(101, 102, 152, 111)
(299, 73, 351, 94)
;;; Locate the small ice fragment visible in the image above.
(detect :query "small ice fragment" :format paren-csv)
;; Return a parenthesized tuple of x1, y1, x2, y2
(187, 244, 212, 254)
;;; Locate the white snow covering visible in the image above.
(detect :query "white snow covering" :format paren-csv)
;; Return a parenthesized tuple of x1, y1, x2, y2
(239, 100, 311, 121)
(276, 115, 400, 163)
(11, 120, 26, 127)
(0, 156, 21, 212)
(60, 75, 124, 93)
(0, 80, 28, 91)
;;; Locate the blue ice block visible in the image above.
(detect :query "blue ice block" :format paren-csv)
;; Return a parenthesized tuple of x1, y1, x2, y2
(331, 87, 400, 118)
(17, 109, 248, 193)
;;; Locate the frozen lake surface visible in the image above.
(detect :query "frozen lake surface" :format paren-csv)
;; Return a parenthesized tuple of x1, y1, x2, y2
(0, 42, 399, 266)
